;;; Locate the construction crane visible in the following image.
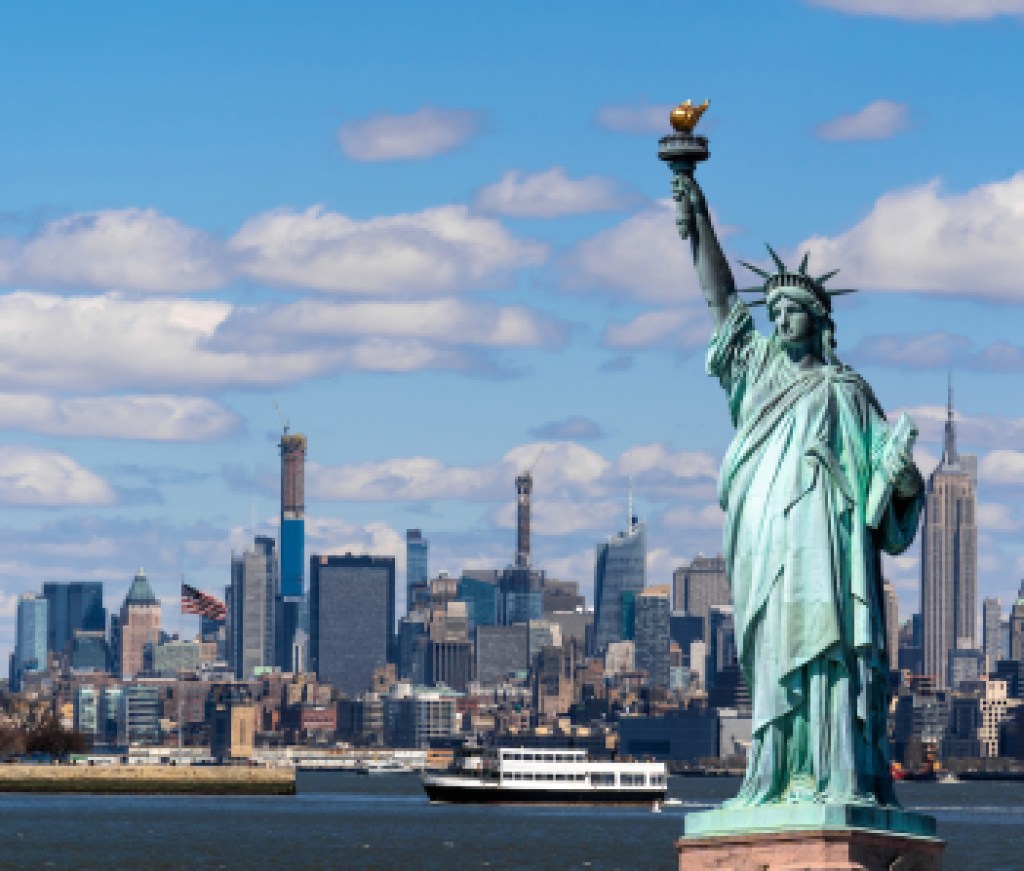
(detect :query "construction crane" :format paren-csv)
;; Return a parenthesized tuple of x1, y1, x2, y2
(273, 401, 290, 435)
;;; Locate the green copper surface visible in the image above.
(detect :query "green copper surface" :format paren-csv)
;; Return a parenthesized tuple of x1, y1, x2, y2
(666, 159, 930, 835)
(684, 803, 938, 839)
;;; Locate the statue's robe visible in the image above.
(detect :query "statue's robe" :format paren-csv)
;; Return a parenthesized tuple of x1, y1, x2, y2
(707, 303, 921, 806)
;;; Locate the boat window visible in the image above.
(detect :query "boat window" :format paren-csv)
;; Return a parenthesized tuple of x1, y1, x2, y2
(620, 773, 645, 786)
(591, 773, 615, 786)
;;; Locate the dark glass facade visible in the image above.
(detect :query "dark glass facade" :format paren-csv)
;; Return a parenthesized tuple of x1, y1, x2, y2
(310, 554, 395, 696)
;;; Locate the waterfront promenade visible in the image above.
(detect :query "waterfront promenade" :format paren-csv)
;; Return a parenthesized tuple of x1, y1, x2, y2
(0, 762, 294, 794)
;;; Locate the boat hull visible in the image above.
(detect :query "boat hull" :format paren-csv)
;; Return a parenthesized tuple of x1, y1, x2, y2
(423, 779, 665, 805)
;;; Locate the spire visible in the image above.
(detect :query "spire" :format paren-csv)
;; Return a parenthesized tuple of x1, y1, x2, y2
(944, 371, 958, 466)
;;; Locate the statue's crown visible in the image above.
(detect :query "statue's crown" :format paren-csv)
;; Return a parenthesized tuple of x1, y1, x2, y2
(739, 244, 855, 313)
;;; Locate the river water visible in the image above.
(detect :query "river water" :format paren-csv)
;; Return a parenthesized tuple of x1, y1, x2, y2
(0, 772, 1019, 869)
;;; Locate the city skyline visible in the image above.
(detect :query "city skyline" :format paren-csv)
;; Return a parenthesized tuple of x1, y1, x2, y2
(2, 3, 1024, 665)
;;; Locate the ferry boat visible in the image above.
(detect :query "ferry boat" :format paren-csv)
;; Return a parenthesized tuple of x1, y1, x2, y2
(421, 746, 668, 805)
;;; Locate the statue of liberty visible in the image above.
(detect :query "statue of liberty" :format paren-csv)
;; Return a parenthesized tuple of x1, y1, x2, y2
(671, 166, 924, 810)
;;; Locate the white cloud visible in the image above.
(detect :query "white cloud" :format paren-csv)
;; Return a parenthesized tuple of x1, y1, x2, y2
(227, 297, 566, 348)
(304, 517, 406, 579)
(0, 292, 335, 391)
(661, 503, 726, 530)
(2, 209, 228, 292)
(816, 100, 911, 141)
(895, 405, 1024, 451)
(646, 548, 690, 589)
(978, 502, 1024, 532)
(230, 204, 546, 295)
(336, 107, 484, 161)
(504, 442, 611, 496)
(474, 168, 634, 218)
(494, 498, 623, 536)
(967, 342, 1024, 371)
(0, 292, 564, 392)
(799, 173, 1024, 300)
(309, 457, 504, 502)
(979, 450, 1024, 486)
(614, 443, 719, 483)
(850, 332, 971, 369)
(0, 201, 547, 298)
(603, 306, 710, 350)
(560, 199, 717, 303)
(0, 446, 116, 507)
(913, 446, 940, 475)
(853, 335, 1024, 372)
(307, 440, 716, 506)
(807, 0, 1024, 21)
(0, 394, 241, 441)
(594, 101, 674, 134)
(540, 548, 596, 593)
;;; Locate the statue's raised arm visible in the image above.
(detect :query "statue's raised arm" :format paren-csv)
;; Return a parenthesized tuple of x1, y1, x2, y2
(671, 171, 737, 327)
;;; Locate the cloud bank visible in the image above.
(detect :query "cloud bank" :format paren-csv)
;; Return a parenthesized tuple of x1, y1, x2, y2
(474, 168, 634, 218)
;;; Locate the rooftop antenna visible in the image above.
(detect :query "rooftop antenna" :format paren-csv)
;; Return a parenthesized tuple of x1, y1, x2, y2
(274, 401, 290, 435)
(944, 370, 958, 465)
(525, 446, 546, 476)
(250, 473, 257, 541)
(628, 476, 635, 533)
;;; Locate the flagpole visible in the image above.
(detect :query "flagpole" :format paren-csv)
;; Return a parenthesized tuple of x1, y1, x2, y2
(178, 572, 184, 757)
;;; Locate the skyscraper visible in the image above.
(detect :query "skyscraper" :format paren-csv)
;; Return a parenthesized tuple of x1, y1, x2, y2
(406, 529, 429, 615)
(12, 593, 48, 690)
(634, 585, 671, 688)
(673, 554, 730, 642)
(119, 569, 161, 680)
(883, 579, 900, 672)
(310, 553, 395, 696)
(983, 597, 1003, 672)
(499, 471, 545, 625)
(42, 581, 106, 657)
(921, 383, 978, 688)
(278, 428, 307, 671)
(1010, 582, 1024, 662)
(515, 470, 533, 568)
(230, 535, 278, 678)
(593, 512, 646, 652)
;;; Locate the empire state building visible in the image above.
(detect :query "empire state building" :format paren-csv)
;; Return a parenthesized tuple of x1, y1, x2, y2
(921, 383, 978, 689)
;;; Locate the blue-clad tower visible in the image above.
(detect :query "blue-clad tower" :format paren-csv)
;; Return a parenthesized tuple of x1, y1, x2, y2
(278, 428, 307, 671)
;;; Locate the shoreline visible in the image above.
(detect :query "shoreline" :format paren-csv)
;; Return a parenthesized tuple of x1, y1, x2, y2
(0, 763, 295, 795)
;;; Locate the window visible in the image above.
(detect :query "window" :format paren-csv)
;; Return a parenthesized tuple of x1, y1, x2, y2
(591, 773, 615, 786)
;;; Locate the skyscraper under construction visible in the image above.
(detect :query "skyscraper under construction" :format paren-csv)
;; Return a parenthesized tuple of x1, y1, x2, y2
(278, 427, 307, 671)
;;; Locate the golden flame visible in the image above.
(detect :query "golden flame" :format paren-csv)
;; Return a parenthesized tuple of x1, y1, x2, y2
(669, 99, 709, 134)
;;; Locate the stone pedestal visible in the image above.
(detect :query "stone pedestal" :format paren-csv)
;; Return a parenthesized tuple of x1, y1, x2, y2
(677, 827, 944, 871)
(678, 803, 943, 870)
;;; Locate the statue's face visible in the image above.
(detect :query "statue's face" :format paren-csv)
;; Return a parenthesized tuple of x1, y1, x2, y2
(772, 297, 815, 347)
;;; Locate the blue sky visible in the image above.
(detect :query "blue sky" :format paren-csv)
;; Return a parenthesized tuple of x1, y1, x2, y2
(2, 1, 1024, 662)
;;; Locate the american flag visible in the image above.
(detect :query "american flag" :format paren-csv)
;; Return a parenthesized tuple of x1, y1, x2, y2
(180, 582, 227, 621)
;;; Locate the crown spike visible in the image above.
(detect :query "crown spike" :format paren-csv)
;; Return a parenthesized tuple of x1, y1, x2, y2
(798, 252, 810, 275)
(765, 244, 787, 273)
(816, 269, 840, 285)
(739, 260, 771, 280)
